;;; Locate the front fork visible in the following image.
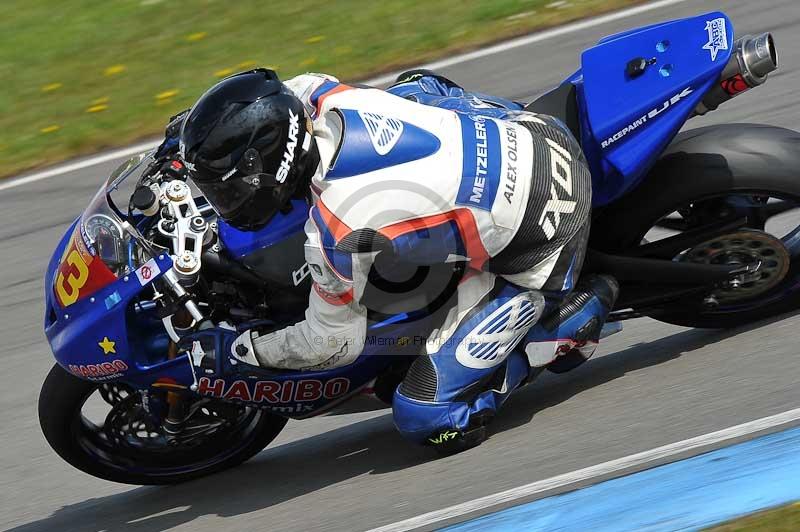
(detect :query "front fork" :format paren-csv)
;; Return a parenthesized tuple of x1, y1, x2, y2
(162, 340, 186, 436)
(160, 307, 199, 436)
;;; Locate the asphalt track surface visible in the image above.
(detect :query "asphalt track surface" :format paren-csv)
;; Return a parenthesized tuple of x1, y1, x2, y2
(3, 0, 800, 530)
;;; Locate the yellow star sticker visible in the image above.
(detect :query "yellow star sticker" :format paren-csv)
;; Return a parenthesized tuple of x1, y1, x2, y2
(98, 337, 116, 355)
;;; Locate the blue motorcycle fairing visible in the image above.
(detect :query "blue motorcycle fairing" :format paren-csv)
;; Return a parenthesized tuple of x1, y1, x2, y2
(44, 224, 193, 387)
(576, 11, 734, 205)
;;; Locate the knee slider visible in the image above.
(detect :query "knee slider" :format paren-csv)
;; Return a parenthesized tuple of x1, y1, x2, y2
(392, 389, 452, 444)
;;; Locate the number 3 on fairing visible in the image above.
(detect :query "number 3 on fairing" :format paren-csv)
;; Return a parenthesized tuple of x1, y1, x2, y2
(55, 249, 89, 306)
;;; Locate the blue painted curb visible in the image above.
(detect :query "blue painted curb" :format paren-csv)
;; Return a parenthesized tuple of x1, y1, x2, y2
(445, 425, 800, 531)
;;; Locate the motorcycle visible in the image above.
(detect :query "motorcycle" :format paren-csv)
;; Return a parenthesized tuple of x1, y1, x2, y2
(40, 11, 796, 484)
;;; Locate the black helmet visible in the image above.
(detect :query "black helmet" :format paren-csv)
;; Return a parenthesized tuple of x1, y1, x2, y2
(180, 69, 317, 230)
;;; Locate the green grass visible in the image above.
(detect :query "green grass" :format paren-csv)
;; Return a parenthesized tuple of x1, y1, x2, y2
(0, 0, 645, 178)
(706, 503, 800, 531)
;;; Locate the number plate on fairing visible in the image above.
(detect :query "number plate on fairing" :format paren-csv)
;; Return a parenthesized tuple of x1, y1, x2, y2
(53, 226, 117, 307)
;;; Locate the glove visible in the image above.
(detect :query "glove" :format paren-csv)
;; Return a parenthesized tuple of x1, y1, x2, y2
(230, 330, 261, 367)
(155, 109, 189, 158)
(178, 326, 264, 373)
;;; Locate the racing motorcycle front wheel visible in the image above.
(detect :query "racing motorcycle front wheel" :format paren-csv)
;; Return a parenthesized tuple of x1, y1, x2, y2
(39, 364, 287, 485)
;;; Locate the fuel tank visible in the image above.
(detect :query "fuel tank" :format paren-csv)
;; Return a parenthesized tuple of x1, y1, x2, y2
(216, 198, 311, 293)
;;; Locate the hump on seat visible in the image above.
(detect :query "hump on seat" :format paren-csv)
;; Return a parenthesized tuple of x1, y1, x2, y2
(524, 83, 581, 141)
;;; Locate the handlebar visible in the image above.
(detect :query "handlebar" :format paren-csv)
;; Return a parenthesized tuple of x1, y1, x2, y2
(127, 157, 211, 336)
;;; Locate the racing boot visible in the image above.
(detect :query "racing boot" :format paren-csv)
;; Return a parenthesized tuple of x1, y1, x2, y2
(524, 274, 619, 374)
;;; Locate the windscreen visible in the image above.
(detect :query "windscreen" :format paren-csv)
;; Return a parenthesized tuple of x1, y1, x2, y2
(52, 153, 152, 307)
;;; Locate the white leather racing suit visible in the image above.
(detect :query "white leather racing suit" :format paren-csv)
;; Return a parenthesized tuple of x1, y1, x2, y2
(237, 73, 592, 371)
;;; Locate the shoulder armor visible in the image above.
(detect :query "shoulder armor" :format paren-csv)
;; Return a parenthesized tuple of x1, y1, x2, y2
(326, 109, 441, 179)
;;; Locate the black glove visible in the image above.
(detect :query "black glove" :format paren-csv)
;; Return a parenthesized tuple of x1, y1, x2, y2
(155, 109, 189, 158)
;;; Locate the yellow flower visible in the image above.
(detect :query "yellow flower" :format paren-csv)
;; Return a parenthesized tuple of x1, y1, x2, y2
(186, 32, 207, 42)
(86, 104, 108, 113)
(236, 60, 257, 69)
(41, 83, 62, 93)
(40, 125, 61, 134)
(300, 57, 317, 67)
(214, 68, 234, 78)
(104, 65, 126, 76)
(305, 35, 325, 44)
(155, 90, 179, 100)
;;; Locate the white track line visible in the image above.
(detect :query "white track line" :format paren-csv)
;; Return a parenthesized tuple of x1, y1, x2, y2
(2, 0, 693, 193)
(0, 140, 159, 193)
(367, 407, 800, 532)
(363, 0, 694, 86)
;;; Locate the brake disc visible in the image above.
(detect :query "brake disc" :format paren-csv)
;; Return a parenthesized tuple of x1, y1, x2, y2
(104, 393, 251, 452)
(678, 229, 791, 303)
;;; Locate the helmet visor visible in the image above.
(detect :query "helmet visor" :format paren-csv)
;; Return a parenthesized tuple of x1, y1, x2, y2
(192, 174, 255, 219)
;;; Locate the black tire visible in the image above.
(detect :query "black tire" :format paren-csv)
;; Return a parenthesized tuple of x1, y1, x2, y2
(39, 364, 287, 485)
(592, 124, 800, 328)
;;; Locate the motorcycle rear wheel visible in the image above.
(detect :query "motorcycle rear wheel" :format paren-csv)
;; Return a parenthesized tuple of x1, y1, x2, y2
(39, 364, 287, 485)
(591, 124, 800, 329)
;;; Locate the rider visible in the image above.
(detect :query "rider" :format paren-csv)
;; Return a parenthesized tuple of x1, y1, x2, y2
(167, 68, 618, 451)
